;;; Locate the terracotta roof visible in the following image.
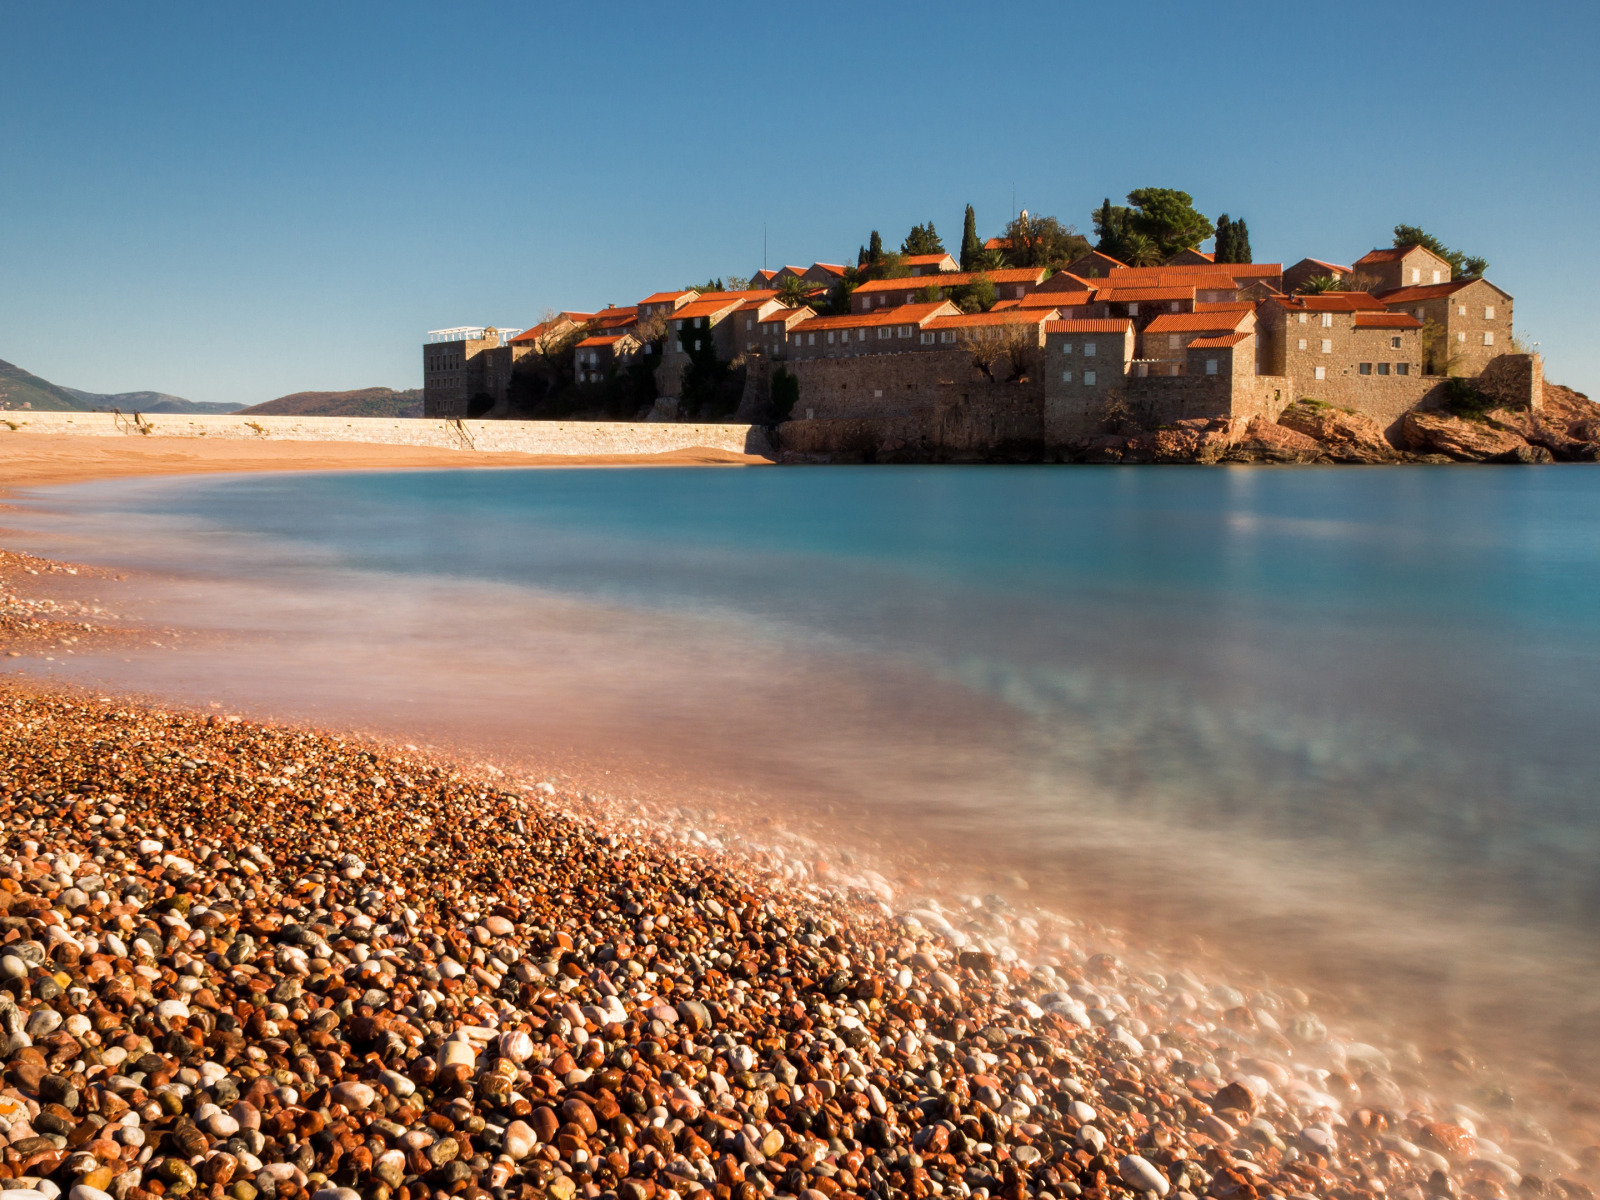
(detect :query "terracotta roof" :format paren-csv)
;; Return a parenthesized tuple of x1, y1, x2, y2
(983, 237, 1012, 250)
(758, 306, 810, 326)
(903, 254, 957, 267)
(1297, 258, 1352, 274)
(1274, 291, 1388, 312)
(1195, 301, 1255, 314)
(1373, 280, 1493, 303)
(508, 313, 595, 343)
(576, 335, 629, 348)
(671, 298, 744, 321)
(1097, 286, 1197, 303)
(590, 305, 638, 321)
(1354, 247, 1421, 265)
(699, 289, 779, 302)
(808, 263, 847, 277)
(1187, 333, 1251, 349)
(1111, 263, 1281, 279)
(1145, 310, 1251, 334)
(1104, 271, 1239, 291)
(1020, 290, 1091, 308)
(852, 267, 1045, 294)
(925, 311, 1052, 329)
(640, 291, 694, 305)
(1045, 319, 1134, 334)
(989, 300, 1020, 310)
(1353, 312, 1424, 329)
(789, 302, 955, 333)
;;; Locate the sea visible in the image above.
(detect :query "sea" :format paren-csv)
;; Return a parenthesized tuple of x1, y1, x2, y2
(8, 463, 1600, 1100)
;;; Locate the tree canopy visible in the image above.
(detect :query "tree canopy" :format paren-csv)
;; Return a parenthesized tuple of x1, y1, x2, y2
(902, 222, 945, 256)
(1213, 214, 1252, 264)
(1393, 224, 1487, 280)
(960, 205, 982, 271)
(999, 212, 1090, 270)
(1095, 189, 1214, 263)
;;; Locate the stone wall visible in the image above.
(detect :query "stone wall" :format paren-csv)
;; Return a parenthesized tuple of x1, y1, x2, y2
(0, 412, 772, 456)
(1473, 352, 1544, 411)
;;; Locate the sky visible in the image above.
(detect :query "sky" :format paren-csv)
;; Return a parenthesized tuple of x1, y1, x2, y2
(2, 2, 1598, 406)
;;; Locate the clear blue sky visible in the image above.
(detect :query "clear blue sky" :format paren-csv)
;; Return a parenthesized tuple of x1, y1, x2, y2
(3, 2, 1597, 406)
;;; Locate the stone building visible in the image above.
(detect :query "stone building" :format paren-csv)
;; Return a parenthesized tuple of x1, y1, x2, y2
(1352, 245, 1452, 291)
(849, 268, 1046, 312)
(1374, 277, 1514, 376)
(785, 302, 960, 360)
(905, 253, 959, 275)
(1137, 308, 1257, 376)
(1282, 258, 1352, 295)
(422, 326, 525, 418)
(574, 333, 641, 383)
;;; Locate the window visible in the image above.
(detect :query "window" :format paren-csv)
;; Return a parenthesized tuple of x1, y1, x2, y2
(1061, 370, 1073, 383)
(878, 327, 891, 339)
(1084, 342, 1097, 356)
(1321, 313, 1333, 327)
(1458, 305, 1467, 316)
(1321, 339, 1332, 353)
(826, 332, 835, 344)
(1061, 343, 1073, 355)
(1127, 303, 1139, 316)
(1083, 371, 1097, 386)
(1396, 362, 1410, 375)
(1314, 366, 1326, 380)
(1170, 301, 1180, 312)
(1391, 336, 1403, 348)
(1205, 358, 1218, 375)
(1298, 313, 1308, 325)
(898, 325, 912, 338)
(1411, 268, 1421, 283)
(1297, 338, 1307, 351)
(674, 320, 684, 331)
(1415, 307, 1425, 319)
(1483, 331, 1494, 346)
(694, 339, 702, 351)
(1457, 332, 1466, 343)
(1377, 362, 1390, 376)
(939, 331, 955, 343)
(1168, 334, 1181, 349)
(1432, 270, 1442, 284)
(920, 332, 934, 345)
(746, 319, 753, 330)
(1359, 362, 1372, 375)
(807, 333, 815, 345)
(1485, 306, 1496, 319)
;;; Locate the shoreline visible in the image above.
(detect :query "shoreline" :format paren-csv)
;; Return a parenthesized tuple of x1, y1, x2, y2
(0, 539, 1598, 1200)
(0, 434, 770, 491)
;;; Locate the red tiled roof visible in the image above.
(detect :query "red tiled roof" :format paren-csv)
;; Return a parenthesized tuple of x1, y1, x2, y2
(852, 268, 1044, 294)
(576, 335, 629, 348)
(671, 298, 744, 321)
(1195, 301, 1255, 314)
(640, 291, 694, 305)
(1145, 309, 1251, 333)
(1045, 319, 1134, 334)
(925, 310, 1052, 329)
(1297, 258, 1352, 275)
(1274, 291, 1388, 312)
(1354, 247, 1418, 265)
(1097, 286, 1197, 303)
(789, 302, 955, 332)
(1373, 280, 1489, 303)
(808, 262, 847, 277)
(1111, 263, 1281, 279)
(590, 305, 638, 321)
(1187, 332, 1251, 349)
(1105, 271, 1239, 291)
(758, 306, 810, 326)
(699, 289, 779, 302)
(1353, 312, 1424, 329)
(983, 237, 1012, 250)
(990, 299, 1020, 310)
(508, 313, 595, 343)
(903, 254, 957, 267)
(1020, 290, 1091, 308)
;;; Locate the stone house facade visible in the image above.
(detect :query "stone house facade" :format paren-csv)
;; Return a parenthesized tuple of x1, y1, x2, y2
(1041, 319, 1135, 440)
(423, 327, 524, 418)
(1374, 277, 1513, 376)
(574, 333, 641, 383)
(1137, 309, 1256, 375)
(785, 303, 961, 360)
(905, 253, 959, 275)
(849, 268, 1046, 312)
(1062, 251, 1125, 280)
(1352, 244, 1453, 291)
(1282, 258, 1352, 294)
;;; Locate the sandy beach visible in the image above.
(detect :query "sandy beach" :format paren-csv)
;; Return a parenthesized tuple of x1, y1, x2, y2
(0, 435, 769, 490)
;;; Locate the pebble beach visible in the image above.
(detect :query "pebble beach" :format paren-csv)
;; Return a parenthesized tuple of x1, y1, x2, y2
(0, 542, 1597, 1200)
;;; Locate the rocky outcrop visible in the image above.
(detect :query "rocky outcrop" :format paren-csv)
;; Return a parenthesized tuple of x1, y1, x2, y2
(1277, 401, 1399, 463)
(1402, 410, 1552, 463)
(1227, 417, 1326, 463)
(1071, 418, 1233, 464)
(1486, 407, 1600, 462)
(1544, 383, 1600, 441)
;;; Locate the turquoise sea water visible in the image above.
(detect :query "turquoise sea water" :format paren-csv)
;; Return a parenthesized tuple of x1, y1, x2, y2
(12, 464, 1600, 1072)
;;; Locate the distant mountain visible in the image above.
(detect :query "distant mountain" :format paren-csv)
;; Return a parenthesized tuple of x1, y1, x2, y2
(237, 388, 424, 418)
(60, 387, 241, 415)
(0, 359, 238, 413)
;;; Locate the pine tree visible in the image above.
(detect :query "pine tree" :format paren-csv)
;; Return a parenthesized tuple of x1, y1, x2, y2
(1233, 219, 1252, 264)
(960, 205, 981, 271)
(868, 230, 884, 263)
(1214, 214, 1235, 263)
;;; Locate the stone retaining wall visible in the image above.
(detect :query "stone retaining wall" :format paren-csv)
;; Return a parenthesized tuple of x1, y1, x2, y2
(0, 412, 772, 457)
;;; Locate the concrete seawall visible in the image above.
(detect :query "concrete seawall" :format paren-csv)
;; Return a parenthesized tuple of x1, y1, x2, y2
(0, 412, 772, 457)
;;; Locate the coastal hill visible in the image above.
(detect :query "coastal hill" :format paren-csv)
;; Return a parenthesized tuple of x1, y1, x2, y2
(237, 387, 423, 418)
(0, 358, 239, 413)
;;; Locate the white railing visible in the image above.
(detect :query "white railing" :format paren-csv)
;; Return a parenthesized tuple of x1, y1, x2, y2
(426, 326, 526, 345)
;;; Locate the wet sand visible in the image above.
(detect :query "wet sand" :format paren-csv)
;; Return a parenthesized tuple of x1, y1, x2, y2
(0, 434, 770, 490)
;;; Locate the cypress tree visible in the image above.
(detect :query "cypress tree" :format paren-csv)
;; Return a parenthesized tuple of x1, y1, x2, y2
(868, 230, 884, 263)
(1214, 214, 1234, 263)
(1233, 219, 1252, 264)
(1094, 198, 1117, 253)
(857, 245, 868, 267)
(960, 204, 981, 271)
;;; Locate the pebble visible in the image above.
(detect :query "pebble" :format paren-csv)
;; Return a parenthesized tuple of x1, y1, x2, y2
(0, 674, 1588, 1200)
